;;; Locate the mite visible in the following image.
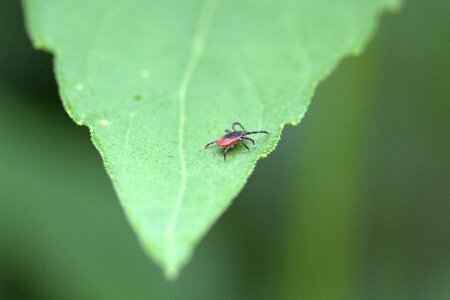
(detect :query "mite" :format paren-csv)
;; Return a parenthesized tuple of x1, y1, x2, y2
(204, 122, 269, 161)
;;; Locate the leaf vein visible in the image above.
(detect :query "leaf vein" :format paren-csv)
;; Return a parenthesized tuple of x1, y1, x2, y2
(164, 0, 218, 278)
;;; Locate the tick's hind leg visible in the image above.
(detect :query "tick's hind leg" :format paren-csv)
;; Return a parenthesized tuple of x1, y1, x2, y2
(223, 143, 236, 161)
(232, 122, 246, 132)
(242, 137, 255, 144)
(204, 140, 216, 148)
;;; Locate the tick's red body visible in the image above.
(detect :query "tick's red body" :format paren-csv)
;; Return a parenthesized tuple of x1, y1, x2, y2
(204, 122, 269, 161)
(215, 131, 245, 147)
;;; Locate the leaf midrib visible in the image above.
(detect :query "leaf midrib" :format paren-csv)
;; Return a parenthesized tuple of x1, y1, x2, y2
(163, 0, 219, 279)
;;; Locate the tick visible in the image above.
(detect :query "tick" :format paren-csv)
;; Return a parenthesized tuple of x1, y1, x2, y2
(204, 122, 269, 161)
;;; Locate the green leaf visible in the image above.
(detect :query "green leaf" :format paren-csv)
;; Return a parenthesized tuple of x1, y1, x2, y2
(23, 0, 400, 278)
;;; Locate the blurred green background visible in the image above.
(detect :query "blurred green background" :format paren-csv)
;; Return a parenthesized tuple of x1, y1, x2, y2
(1, 0, 448, 299)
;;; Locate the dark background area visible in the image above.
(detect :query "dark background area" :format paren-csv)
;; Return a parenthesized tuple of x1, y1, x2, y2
(1, 0, 449, 299)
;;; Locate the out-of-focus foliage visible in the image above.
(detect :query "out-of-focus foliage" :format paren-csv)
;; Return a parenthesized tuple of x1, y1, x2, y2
(1, 0, 448, 299)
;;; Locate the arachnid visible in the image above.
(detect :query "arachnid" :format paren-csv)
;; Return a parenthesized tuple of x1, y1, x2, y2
(204, 122, 269, 161)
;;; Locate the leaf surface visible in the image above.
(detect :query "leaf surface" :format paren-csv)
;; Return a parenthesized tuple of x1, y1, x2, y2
(24, 0, 400, 278)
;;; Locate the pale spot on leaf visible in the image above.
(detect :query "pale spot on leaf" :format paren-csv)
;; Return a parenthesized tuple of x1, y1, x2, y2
(141, 69, 151, 78)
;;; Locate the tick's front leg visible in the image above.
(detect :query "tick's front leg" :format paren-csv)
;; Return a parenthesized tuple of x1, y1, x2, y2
(242, 137, 255, 144)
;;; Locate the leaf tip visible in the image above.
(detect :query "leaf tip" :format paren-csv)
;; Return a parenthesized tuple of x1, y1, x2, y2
(164, 266, 179, 281)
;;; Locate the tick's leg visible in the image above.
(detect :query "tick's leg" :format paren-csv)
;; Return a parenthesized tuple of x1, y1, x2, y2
(223, 144, 235, 161)
(242, 137, 255, 144)
(239, 139, 250, 150)
(224, 129, 231, 133)
(232, 122, 246, 132)
(204, 141, 216, 148)
(245, 130, 269, 135)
